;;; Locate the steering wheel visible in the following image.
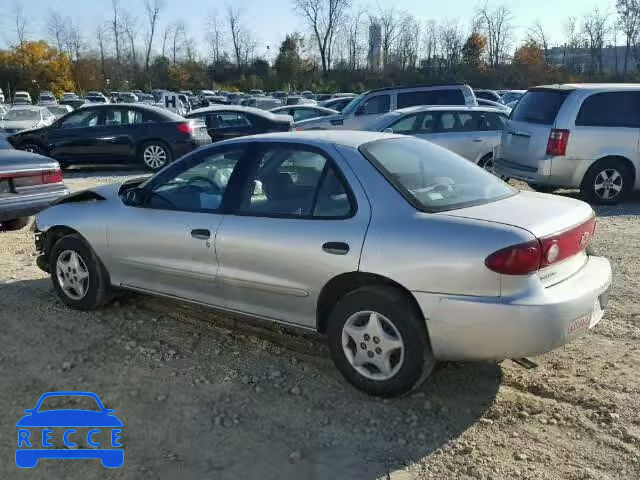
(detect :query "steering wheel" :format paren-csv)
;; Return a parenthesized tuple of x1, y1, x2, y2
(185, 176, 222, 194)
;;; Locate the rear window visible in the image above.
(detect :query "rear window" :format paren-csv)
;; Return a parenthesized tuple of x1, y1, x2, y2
(510, 90, 570, 125)
(360, 137, 515, 212)
(575, 91, 640, 127)
(397, 89, 465, 109)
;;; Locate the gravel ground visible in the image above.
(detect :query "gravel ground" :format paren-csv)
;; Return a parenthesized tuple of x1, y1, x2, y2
(1, 169, 639, 480)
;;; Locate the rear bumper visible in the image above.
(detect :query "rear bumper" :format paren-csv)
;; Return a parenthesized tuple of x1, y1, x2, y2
(0, 188, 69, 222)
(494, 157, 594, 188)
(414, 256, 612, 361)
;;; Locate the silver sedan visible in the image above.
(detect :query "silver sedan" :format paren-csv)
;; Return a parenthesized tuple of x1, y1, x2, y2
(32, 131, 612, 397)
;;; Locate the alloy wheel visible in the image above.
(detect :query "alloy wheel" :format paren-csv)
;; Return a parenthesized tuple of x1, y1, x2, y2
(594, 168, 623, 201)
(55, 250, 90, 300)
(143, 145, 167, 169)
(341, 311, 405, 381)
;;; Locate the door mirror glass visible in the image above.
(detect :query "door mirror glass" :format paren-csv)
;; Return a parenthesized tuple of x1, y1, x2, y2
(122, 187, 145, 207)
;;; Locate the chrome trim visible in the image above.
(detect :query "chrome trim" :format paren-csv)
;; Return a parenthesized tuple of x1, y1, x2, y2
(218, 275, 309, 297)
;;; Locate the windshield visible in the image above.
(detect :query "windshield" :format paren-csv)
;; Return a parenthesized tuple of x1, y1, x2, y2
(341, 93, 365, 115)
(4, 109, 40, 121)
(47, 106, 69, 116)
(360, 137, 515, 212)
(38, 395, 101, 412)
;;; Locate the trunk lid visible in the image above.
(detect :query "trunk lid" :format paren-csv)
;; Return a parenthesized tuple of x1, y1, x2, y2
(439, 190, 595, 287)
(500, 88, 572, 168)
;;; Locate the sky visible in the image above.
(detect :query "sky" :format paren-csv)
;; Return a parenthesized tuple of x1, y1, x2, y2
(0, 0, 618, 58)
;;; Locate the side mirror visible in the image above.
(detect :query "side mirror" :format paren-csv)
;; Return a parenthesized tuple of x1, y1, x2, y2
(123, 187, 145, 207)
(355, 105, 366, 116)
(382, 128, 393, 134)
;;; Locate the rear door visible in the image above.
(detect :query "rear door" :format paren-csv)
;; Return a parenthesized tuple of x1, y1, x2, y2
(425, 111, 483, 160)
(214, 142, 371, 328)
(501, 89, 572, 173)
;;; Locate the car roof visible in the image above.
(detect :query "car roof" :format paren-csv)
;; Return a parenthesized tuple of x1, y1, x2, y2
(80, 102, 184, 120)
(363, 83, 466, 95)
(189, 105, 282, 118)
(532, 83, 640, 92)
(220, 130, 401, 148)
(9, 105, 45, 110)
(272, 105, 336, 112)
(384, 105, 507, 115)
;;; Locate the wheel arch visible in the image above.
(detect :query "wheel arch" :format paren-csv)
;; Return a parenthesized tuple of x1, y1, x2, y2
(316, 271, 424, 334)
(41, 225, 86, 257)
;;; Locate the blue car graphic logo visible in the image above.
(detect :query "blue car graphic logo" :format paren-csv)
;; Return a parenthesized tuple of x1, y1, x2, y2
(16, 391, 123, 468)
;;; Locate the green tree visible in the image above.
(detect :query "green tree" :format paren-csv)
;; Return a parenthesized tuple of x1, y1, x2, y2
(275, 34, 303, 88)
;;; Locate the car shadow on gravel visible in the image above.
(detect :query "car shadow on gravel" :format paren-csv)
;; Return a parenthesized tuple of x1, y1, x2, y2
(1, 282, 501, 480)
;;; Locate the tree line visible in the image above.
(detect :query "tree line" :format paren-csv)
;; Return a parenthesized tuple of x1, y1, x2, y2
(1, 0, 640, 98)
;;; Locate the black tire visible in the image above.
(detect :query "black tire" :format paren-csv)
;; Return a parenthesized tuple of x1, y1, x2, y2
(49, 234, 113, 310)
(2, 217, 30, 230)
(139, 141, 172, 171)
(581, 158, 633, 205)
(19, 143, 46, 155)
(326, 285, 436, 397)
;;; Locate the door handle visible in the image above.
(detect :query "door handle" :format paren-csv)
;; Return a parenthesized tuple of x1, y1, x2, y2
(322, 242, 349, 255)
(472, 139, 483, 142)
(191, 229, 211, 240)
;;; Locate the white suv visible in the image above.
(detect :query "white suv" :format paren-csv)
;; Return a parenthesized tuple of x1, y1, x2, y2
(495, 83, 640, 204)
(296, 83, 477, 131)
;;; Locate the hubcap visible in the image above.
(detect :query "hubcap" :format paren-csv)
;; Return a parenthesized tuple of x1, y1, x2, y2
(143, 145, 167, 169)
(341, 311, 405, 381)
(594, 168, 623, 200)
(55, 250, 89, 300)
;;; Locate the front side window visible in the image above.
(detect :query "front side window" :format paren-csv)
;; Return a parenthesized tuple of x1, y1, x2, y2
(389, 114, 420, 133)
(360, 137, 515, 212)
(362, 95, 390, 115)
(575, 92, 640, 127)
(238, 146, 352, 218)
(146, 148, 244, 212)
(59, 109, 100, 128)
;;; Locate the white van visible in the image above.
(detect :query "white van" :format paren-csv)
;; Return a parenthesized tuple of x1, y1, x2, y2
(296, 83, 477, 131)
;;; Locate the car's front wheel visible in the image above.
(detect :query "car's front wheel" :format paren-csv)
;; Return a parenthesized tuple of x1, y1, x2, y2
(19, 143, 46, 155)
(140, 141, 172, 171)
(50, 234, 113, 310)
(327, 285, 435, 397)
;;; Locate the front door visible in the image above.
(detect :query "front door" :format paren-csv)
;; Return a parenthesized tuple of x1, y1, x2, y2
(344, 93, 391, 130)
(215, 142, 371, 328)
(46, 108, 102, 162)
(107, 145, 248, 305)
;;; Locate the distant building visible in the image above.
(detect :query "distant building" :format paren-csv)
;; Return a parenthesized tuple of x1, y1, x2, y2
(368, 22, 382, 71)
(547, 45, 637, 74)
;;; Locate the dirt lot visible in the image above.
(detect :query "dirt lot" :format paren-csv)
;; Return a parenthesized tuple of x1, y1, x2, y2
(1, 169, 639, 480)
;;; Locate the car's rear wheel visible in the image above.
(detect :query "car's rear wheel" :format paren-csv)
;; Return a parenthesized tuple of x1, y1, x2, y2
(581, 158, 633, 205)
(140, 141, 172, 171)
(2, 217, 30, 230)
(327, 285, 435, 397)
(50, 234, 113, 310)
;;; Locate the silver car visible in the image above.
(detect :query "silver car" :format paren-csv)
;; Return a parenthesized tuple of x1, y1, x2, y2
(367, 106, 508, 171)
(33, 132, 612, 397)
(495, 84, 640, 204)
(0, 106, 56, 134)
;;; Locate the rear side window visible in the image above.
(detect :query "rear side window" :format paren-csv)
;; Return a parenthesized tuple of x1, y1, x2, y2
(575, 92, 640, 127)
(397, 89, 465, 109)
(510, 90, 570, 125)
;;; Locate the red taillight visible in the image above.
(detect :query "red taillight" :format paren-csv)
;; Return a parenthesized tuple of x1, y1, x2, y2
(539, 216, 595, 268)
(485, 240, 541, 275)
(176, 122, 194, 135)
(546, 128, 570, 156)
(42, 168, 63, 184)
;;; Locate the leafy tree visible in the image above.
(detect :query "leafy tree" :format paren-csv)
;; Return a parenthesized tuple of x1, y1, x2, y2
(462, 32, 487, 68)
(275, 34, 303, 87)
